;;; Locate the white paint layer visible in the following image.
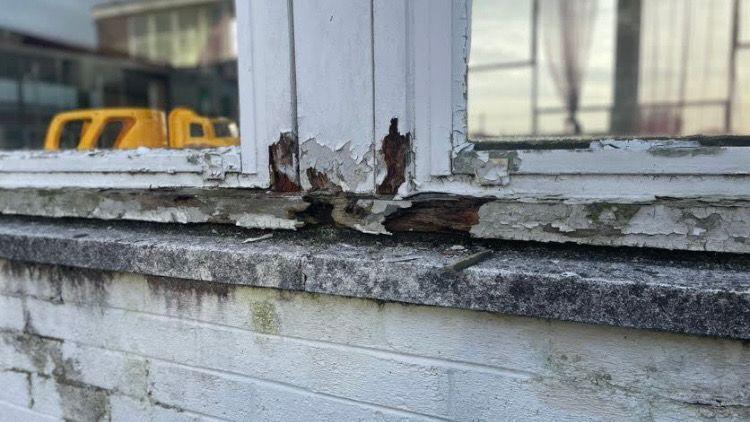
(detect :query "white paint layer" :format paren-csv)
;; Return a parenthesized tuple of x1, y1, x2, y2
(294, 0, 376, 193)
(236, 0, 294, 181)
(0, 262, 747, 421)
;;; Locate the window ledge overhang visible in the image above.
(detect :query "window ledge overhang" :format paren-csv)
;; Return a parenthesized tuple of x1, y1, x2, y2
(0, 215, 747, 340)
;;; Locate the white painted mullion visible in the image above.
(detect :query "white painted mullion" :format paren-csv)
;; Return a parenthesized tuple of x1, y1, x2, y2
(412, 0, 454, 182)
(293, 0, 375, 193)
(373, 0, 410, 189)
(451, 0, 471, 154)
(235, 0, 294, 185)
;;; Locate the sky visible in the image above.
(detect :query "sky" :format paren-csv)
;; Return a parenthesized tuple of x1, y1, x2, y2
(0, 0, 104, 48)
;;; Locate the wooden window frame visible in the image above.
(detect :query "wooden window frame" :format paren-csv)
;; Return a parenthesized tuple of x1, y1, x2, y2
(0, 0, 748, 251)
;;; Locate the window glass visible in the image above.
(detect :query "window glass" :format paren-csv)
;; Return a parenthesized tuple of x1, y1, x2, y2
(469, 0, 750, 139)
(96, 120, 124, 149)
(59, 120, 86, 150)
(189, 123, 204, 138)
(0, 0, 239, 151)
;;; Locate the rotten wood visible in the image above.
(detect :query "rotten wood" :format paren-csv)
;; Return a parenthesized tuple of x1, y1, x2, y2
(268, 133, 301, 192)
(305, 168, 341, 193)
(376, 118, 411, 195)
(1, 188, 749, 253)
(383, 197, 491, 234)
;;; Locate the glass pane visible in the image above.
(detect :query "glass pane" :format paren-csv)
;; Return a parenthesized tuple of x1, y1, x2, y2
(469, 68, 532, 138)
(734, 50, 750, 134)
(96, 120, 124, 149)
(469, 0, 750, 139)
(0, 0, 239, 150)
(59, 120, 86, 150)
(470, 0, 533, 67)
(741, 0, 750, 43)
(154, 12, 173, 63)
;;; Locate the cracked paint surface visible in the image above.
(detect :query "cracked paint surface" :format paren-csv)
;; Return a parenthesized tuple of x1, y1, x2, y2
(471, 200, 750, 253)
(299, 138, 374, 193)
(453, 145, 513, 186)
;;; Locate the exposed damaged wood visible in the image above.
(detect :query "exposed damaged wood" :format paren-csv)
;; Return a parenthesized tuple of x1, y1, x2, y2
(1, 188, 749, 253)
(268, 133, 300, 192)
(305, 168, 341, 193)
(301, 193, 411, 235)
(376, 118, 410, 195)
(382, 196, 492, 234)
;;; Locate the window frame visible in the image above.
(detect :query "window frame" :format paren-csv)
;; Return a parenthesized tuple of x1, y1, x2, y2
(0, 0, 747, 202)
(0, 0, 287, 190)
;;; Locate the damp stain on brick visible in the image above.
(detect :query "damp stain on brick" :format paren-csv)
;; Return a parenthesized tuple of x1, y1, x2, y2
(269, 133, 301, 192)
(146, 275, 234, 313)
(0, 260, 111, 306)
(376, 118, 410, 195)
(2, 332, 110, 422)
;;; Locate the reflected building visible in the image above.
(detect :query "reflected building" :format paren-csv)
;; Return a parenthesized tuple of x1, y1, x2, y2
(93, 0, 236, 68)
(0, 0, 238, 150)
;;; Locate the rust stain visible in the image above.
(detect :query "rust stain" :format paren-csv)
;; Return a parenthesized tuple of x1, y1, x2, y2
(376, 118, 411, 195)
(269, 133, 300, 192)
(383, 197, 490, 234)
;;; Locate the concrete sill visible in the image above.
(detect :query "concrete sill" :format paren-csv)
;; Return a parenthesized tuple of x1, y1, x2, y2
(0, 215, 747, 340)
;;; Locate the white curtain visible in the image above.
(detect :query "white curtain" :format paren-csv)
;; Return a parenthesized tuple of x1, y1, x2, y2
(541, 0, 598, 134)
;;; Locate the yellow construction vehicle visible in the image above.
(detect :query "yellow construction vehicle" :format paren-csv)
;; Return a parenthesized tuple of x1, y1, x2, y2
(167, 107, 240, 149)
(44, 107, 239, 151)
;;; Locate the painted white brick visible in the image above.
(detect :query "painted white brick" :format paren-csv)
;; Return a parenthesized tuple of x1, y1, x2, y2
(30, 374, 110, 422)
(0, 261, 61, 302)
(449, 368, 640, 422)
(28, 375, 61, 418)
(0, 400, 60, 422)
(58, 342, 148, 399)
(0, 370, 31, 408)
(543, 323, 750, 407)
(24, 298, 510, 417)
(0, 295, 25, 331)
(0, 344, 27, 371)
(42, 273, 552, 375)
(149, 361, 437, 422)
(109, 395, 221, 422)
(2, 262, 749, 421)
(0, 332, 63, 377)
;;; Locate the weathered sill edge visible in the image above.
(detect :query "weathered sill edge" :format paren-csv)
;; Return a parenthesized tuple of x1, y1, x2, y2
(0, 216, 747, 340)
(1, 188, 749, 254)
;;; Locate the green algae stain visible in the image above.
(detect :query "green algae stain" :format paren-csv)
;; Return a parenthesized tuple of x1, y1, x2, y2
(251, 301, 280, 335)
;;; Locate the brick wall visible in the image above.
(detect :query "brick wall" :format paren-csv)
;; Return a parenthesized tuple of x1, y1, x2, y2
(0, 258, 748, 421)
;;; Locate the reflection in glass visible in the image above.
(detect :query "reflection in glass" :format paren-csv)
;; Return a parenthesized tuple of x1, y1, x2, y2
(469, 0, 750, 138)
(0, 0, 238, 150)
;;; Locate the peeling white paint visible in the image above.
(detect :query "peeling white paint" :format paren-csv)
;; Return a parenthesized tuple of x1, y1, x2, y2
(232, 214, 303, 230)
(300, 138, 374, 193)
(471, 200, 750, 253)
(348, 199, 412, 235)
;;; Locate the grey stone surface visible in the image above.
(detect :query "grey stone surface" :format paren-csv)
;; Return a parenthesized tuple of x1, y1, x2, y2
(0, 215, 747, 339)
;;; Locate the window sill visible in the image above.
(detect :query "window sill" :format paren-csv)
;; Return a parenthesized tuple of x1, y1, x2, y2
(1, 187, 748, 253)
(0, 215, 747, 340)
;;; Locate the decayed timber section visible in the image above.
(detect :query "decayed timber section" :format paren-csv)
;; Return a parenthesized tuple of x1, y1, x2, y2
(1, 188, 748, 253)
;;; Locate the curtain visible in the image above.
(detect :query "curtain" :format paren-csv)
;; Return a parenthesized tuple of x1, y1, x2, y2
(541, 0, 598, 134)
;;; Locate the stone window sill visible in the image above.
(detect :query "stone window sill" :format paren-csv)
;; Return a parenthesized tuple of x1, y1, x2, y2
(0, 215, 746, 340)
